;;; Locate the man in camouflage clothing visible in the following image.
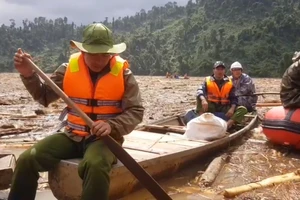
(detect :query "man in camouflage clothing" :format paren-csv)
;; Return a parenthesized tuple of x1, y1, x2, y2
(195, 61, 248, 129)
(280, 51, 300, 108)
(229, 61, 257, 112)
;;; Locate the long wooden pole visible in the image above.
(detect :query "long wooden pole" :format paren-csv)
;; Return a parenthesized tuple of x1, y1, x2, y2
(237, 92, 280, 97)
(24, 58, 172, 200)
(255, 102, 282, 107)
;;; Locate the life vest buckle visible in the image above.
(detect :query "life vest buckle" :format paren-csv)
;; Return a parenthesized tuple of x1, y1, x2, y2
(88, 113, 98, 120)
(87, 99, 98, 106)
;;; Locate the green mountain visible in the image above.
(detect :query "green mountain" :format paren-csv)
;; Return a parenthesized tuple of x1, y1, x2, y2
(1, 0, 299, 77)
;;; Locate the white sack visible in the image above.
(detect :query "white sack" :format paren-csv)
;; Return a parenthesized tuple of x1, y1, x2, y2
(183, 112, 227, 141)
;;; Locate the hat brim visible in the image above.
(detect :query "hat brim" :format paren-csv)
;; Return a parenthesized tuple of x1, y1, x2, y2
(70, 40, 126, 54)
(214, 65, 225, 69)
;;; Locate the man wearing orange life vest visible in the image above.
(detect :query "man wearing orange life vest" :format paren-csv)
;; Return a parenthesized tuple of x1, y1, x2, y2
(196, 61, 248, 129)
(9, 23, 144, 200)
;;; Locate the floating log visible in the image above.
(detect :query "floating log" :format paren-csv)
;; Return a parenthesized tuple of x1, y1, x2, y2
(0, 100, 12, 105)
(0, 143, 35, 148)
(11, 113, 37, 118)
(200, 153, 229, 186)
(237, 92, 280, 97)
(244, 114, 256, 118)
(255, 102, 282, 107)
(0, 128, 32, 136)
(143, 124, 186, 134)
(0, 124, 15, 129)
(223, 169, 300, 198)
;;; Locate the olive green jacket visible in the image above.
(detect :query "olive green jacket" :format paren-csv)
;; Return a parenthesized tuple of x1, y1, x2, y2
(280, 51, 300, 108)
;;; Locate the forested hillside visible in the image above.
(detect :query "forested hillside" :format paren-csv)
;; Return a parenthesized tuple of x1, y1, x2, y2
(1, 0, 299, 77)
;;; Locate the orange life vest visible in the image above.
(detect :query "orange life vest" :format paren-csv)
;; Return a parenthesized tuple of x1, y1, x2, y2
(61, 52, 128, 136)
(206, 76, 233, 105)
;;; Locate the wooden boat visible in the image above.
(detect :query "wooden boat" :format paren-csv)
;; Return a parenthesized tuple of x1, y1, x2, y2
(48, 113, 258, 200)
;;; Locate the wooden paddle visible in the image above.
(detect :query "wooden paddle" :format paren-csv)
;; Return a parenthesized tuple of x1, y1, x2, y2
(24, 58, 172, 200)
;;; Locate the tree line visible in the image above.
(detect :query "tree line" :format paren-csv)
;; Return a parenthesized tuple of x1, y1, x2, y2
(0, 0, 299, 77)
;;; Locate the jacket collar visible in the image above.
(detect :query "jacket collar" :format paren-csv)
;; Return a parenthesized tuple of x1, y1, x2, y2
(210, 75, 230, 82)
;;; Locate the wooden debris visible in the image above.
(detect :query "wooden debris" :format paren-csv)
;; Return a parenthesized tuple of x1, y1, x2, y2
(244, 114, 256, 118)
(256, 102, 281, 107)
(0, 112, 13, 116)
(144, 124, 186, 134)
(223, 169, 300, 198)
(247, 138, 267, 144)
(237, 92, 280, 97)
(0, 99, 12, 105)
(0, 124, 15, 129)
(0, 154, 16, 190)
(34, 109, 45, 115)
(0, 143, 35, 148)
(0, 137, 36, 143)
(200, 153, 229, 186)
(0, 113, 37, 119)
(11, 111, 37, 118)
(0, 128, 32, 136)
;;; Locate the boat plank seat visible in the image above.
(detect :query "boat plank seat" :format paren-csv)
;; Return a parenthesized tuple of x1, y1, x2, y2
(123, 138, 167, 155)
(125, 130, 166, 140)
(123, 135, 164, 150)
(129, 130, 208, 142)
(60, 148, 160, 169)
(158, 134, 211, 147)
(126, 130, 210, 149)
(59, 130, 210, 168)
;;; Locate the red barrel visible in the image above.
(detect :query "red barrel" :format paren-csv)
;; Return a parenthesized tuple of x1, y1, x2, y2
(261, 106, 300, 149)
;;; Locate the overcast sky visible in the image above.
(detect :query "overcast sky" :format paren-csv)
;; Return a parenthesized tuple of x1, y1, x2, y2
(0, 0, 189, 26)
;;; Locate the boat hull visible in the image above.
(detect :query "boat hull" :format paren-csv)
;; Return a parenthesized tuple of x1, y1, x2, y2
(48, 115, 258, 200)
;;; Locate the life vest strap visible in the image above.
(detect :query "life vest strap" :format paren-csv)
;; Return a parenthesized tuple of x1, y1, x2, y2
(207, 94, 230, 104)
(54, 118, 90, 134)
(59, 107, 121, 121)
(69, 97, 122, 107)
(56, 107, 121, 133)
(67, 121, 90, 133)
(67, 108, 121, 120)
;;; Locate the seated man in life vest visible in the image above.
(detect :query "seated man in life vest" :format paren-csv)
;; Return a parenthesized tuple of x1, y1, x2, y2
(229, 61, 257, 112)
(196, 61, 248, 129)
(9, 23, 144, 200)
(280, 51, 300, 108)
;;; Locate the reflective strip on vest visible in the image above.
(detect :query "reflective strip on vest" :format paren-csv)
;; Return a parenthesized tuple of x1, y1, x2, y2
(67, 121, 89, 132)
(69, 54, 80, 73)
(207, 95, 229, 104)
(110, 56, 125, 76)
(69, 97, 122, 107)
(68, 108, 121, 120)
(206, 76, 232, 105)
(59, 107, 121, 122)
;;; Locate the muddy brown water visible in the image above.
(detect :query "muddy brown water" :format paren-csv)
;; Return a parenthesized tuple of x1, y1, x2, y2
(4, 136, 300, 200)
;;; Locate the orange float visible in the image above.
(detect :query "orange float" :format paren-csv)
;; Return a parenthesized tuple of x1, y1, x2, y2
(261, 106, 300, 149)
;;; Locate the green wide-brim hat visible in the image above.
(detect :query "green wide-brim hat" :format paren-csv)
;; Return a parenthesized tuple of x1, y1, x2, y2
(70, 23, 126, 54)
